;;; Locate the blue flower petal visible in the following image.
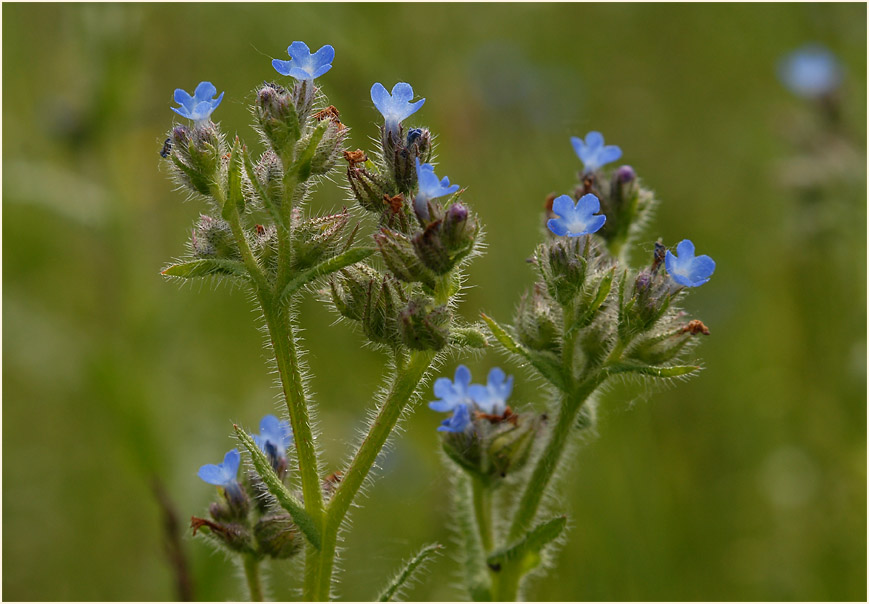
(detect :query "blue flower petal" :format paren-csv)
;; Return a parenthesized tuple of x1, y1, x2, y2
(272, 59, 292, 76)
(584, 214, 607, 235)
(194, 81, 217, 101)
(551, 194, 575, 217)
(576, 193, 601, 215)
(547, 218, 569, 237)
(391, 82, 414, 103)
(287, 41, 312, 61)
(598, 145, 623, 165)
(571, 131, 622, 172)
(585, 131, 604, 150)
(676, 239, 695, 258)
(454, 365, 472, 388)
(666, 239, 715, 287)
(174, 88, 193, 109)
(437, 403, 472, 433)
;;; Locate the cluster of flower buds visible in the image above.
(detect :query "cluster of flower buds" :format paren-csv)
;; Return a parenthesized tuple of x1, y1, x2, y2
(429, 366, 546, 483)
(192, 415, 304, 560)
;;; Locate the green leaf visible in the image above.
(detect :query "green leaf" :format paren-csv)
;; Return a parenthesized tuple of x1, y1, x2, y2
(243, 147, 285, 229)
(233, 426, 321, 549)
(604, 362, 700, 379)
(280, 246, 376, 301)
(481, 313, 567, 391)
(161, 258, 249, 280)
(568, 268, 615, 334)
(486, 515, 567, 571)
(293, 119, 329, 182)
(376, 542, 443, 601)
(223, 138, 245, 220)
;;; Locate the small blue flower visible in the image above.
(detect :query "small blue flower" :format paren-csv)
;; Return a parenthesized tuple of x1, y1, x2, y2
(171, 82, 224, 124)
(371, 82, 425, 136)
(571, 131, 622, 172)
(198, 448, 241, 488)
(414, 158, 460, 219)
(665, 239, 715, 287)
(429, 365, 473, 413)
(272, 41, 335, 81)
(547, 194, 606, 237)
(252, 414, 294, 460)
(437, 403, 473, 433)
(778, 45, 842, 99)
(468, 367, 514, 415)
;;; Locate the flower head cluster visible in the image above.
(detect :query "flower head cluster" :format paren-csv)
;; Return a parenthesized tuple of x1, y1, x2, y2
(547, 194, 606, 237)
(171, 81, 224, 125)
(429, 365, 514, 432)
(371, 82, 425, 136)
(272, 41, 335, 81)
(571, 131, 622, 173)
(665, 239, 715, 287)
(414, 158, 459, 219)
(778, 45, 842, 99)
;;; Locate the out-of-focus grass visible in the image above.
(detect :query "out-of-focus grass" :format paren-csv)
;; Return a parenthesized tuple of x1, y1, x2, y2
(2, 3, 865, 601)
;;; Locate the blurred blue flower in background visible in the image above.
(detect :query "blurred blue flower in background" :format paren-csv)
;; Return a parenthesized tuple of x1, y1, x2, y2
(437, 403, 473, 433)
(171, 81, 224, 124)
(665, 239, 716, 287)
(371, 82, 425, 136)
(252, 414, 293, 460)
(414, 158, 460, 219)
(272, 41, 335, 80)
(468, 367, 514, 415)
(429, 365, 473, 413)
(198, 448, 241, 489)
(571, 131, 622, 172)
(547, 193, 606, 237)
(778, 45, 842, 98)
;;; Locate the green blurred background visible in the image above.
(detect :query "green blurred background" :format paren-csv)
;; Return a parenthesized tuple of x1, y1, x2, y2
(3, 3, 866, 601)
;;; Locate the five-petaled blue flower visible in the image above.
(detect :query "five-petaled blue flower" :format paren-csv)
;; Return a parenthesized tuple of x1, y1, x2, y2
(371, 82, 425, 136)
(172, 82, 224, 125)
(429, 365, 473, 413)
(437, 403, 472, 433)
(571, 131, 622, 173)
(468, 367, 514, 415)
(272, 42, 335, 81)
(547, 194, 606, 237)
(665, 239, 715, 287)
(252, 414, 294, 461)
(778, 45, 842, 99)
(198, 448, 241, 489)
(414, 158, 460, 219)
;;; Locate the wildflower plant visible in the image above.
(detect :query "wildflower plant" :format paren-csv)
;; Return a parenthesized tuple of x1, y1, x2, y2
(161, 41, 714, 602)
(161, 43, 485, 600)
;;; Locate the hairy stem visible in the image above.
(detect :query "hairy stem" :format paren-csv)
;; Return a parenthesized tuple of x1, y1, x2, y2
(309, 349, 436, 601)
(242, 555, 264, 602)
(472, 478, 494, 553)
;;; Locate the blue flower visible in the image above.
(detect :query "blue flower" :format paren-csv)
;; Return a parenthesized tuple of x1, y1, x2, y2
(414, 158, 460, 219)
(778, 45, 842, 99)
(371, 82, 425, 136)
(571, 131, 622, 172)
(252, 414, 293, 460)
(468, 367, 514, 415)
(171, 82, 224, 124)
(437, 403, 472, 433)
(547, 194, 606, 237)
(272, 41, 335, 81)
(665, 239, 715, 287)
(429, 365, 473, 413)
(198, 448, 241, 488)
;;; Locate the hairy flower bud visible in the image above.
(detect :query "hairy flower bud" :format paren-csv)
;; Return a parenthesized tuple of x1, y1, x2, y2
(191, 215, 240, 260)
(255, 82, 300, 155)
(168, 122, 222, 195)
(489, 413, 544, 478)
(191, 517, 255, 555)
(309, 119, 347, 176)
(398, 297, 450, 351)
(383, 126, 432, 194)
(330, 265, 381, 322)
(375, 228, 436, 288)
(347, 166, 395, 213)
(254, 513, 303, 559)
(515, 285, 561, 352)
(542, 239, 588, 305)
(411, 204, 478, 275)
(255, 150, 284, 212)
(362, 275, 405, 346)
(292, 209, 349, 269)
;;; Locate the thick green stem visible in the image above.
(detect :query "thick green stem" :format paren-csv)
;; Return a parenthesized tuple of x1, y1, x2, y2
(473, 478, 494, 553)
(243, 555, 264, 602)
(309, 349, 436, 601)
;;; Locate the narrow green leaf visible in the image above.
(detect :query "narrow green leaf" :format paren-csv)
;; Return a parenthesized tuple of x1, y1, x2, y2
(280, 246, 375, 301)
(233, 426, 321, 549)
(293, 119, 329, 182)
(481, 313, 567, 391)
(243, 147, 285, 229)
(568, 268, 615, 334)
(161, 258, 249, 280)
(486, 516, 567, 570)
(377, 542, 443, 602)
(605, 362, 700, 379)
(222, 138, 245, 219)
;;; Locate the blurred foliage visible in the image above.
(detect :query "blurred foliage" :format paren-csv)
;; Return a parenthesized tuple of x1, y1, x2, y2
(2, 3, 866, 601)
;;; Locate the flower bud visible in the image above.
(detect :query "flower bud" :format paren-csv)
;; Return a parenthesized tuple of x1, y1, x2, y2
(330, 265, 381, 322)
(191, 215, 240, 260)
(375, 228, 436, 288)
(620, 268, 673, 337)
(347, 166, 394, 213)
(515, 285, 561, 353)
(255, 150, 284, 212)
(383, 126, 432, 194)
(362, 275, 405, 346)
(168, 123, 222, 196)
(191, 517, 255, 555)
(398, 297, 450, 351)
(309, 119, 347, 176)
(411, 204, 478, 275)
(489, 413, 544, 478)
(543, 239, 588, 305)
(253, 513, 302, 559)
(292, 209, 349, 269)
(255, 82, 300, 155)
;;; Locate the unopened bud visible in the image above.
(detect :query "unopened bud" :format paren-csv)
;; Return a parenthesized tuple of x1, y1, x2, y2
(310, 120, 347, 176)
(254, 513, 302, 559)
(375, 228, 436, 288)
(544, 239, 588, 304)
(292, 209, 349, 269)
(255, 82, 300, 156)
(398, 297, 450, 351)
(191, 517, 255, 554)
(362, 276, 404, 346)
(330, 265, 380, 322)
(347, 166, 394, 213)
(515, 286, 560, 352)
(489, 413, 544, 478)
(192, 215, 240, 260)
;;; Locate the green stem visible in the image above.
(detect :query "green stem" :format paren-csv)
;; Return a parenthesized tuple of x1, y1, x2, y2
(243, 555, 264, 602)
(472, 478, 494, 553)
(215, 186, 269, 292)
(491, 568, 519, 603)
(309, 349, 436, 601)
